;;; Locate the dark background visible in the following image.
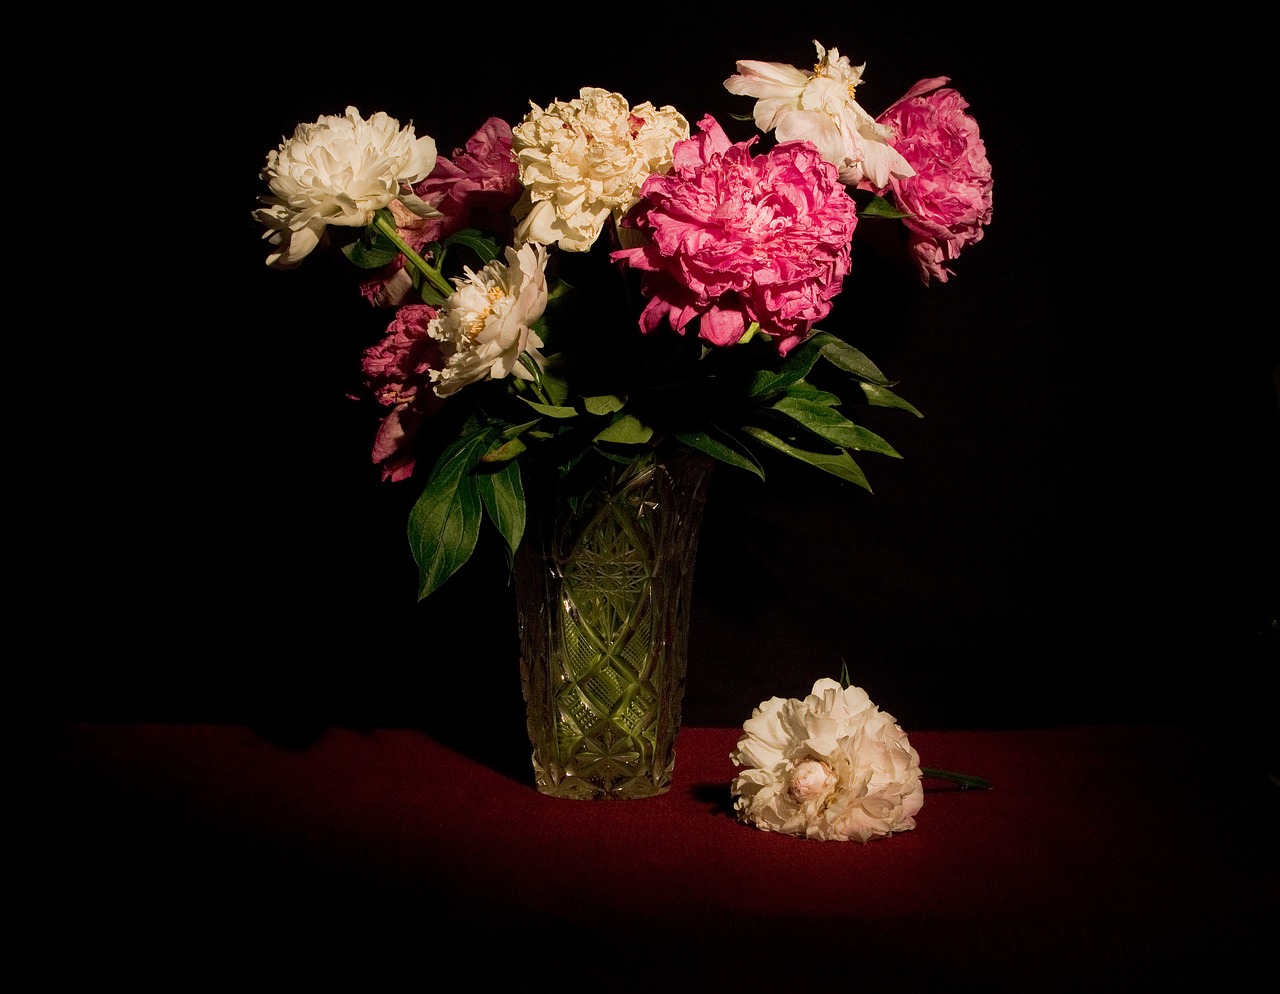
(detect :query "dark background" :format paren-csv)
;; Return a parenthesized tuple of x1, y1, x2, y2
(28, 19, 1276, 754)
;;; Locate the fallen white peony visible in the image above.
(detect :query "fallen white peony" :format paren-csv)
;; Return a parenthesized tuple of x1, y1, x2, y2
(730, 677, 924, 842)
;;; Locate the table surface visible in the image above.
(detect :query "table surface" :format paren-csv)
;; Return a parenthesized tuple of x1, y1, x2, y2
(6, 720, 1275, 989)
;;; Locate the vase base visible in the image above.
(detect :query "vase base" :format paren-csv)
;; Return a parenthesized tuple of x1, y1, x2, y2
(531, 761, 674, 800)
(535, 782, 672, 801)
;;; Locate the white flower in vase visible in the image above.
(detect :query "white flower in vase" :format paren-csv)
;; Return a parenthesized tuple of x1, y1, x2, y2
(511, 87, 689, 252)
(255, 106, 440, 268)
(428, 241, 550, 396)
(724, 40, 914, 188)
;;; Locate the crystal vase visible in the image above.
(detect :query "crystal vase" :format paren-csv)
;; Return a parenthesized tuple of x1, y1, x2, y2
(513, 446, 713, 799)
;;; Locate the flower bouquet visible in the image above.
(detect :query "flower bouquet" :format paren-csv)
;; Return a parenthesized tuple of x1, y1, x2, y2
(253, 40, 992, 800)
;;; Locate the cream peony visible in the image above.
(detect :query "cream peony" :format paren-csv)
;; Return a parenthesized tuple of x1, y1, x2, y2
(511, 87, 688, 252)
(427, 242, 549, 397)
(255, 106, 439, 268)
(724, 40, 914, 189)
(730, 677, 924, 842)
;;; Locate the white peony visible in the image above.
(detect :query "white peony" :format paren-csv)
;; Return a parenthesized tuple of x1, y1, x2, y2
(428, 242, 549, 397)
(724, 40, 914, 189)
(255, 106, 440, 268)
(730, 677, 924, 842)
(511, 87, 689, 252)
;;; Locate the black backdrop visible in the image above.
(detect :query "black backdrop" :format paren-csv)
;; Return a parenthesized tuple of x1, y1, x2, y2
(29, 18, 1277, 753)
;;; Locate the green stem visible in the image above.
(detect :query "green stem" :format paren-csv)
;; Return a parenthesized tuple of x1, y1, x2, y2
(922, 767, 992, 790)
(518, 352, 551, 405)
(373, 215, 455, 300)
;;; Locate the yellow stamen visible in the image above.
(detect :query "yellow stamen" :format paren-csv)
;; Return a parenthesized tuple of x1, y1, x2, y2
(466, 286, 507, 338)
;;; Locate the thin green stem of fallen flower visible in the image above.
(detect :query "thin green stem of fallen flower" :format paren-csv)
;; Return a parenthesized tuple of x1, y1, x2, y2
(921, 767, 992, 790)
(373, 215, 456, 300)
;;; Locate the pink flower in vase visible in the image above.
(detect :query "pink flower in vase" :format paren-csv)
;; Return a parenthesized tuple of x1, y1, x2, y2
(361, 303, 445, 481)
(872, 78, 993, 285)
(414, 117, 522, 243)
(613, 115, 858, 356)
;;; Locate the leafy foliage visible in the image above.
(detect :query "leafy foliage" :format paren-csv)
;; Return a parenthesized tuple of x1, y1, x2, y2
(403, 232, 921, 598)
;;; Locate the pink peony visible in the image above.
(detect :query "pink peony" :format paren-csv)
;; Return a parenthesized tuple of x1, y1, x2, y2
(413, 117, 522, 242)
(613, 115, 858, 355)
(361, 303, 445, 481)
(873, 78, 993, 285)
(361, 118, 522, 306)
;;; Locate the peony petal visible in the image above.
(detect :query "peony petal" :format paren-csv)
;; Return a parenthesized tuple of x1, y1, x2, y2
(723, 59, 811, 95)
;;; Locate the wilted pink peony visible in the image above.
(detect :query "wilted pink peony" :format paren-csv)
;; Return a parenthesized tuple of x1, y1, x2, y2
(361, 303, 445, 481)
(873, 78, 993, 285)
(413, 117, 522, 242)
(361, 118, 522, 307)
(613, 115, 858, 355)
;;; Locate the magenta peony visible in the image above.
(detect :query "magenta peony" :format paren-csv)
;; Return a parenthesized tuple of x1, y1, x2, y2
(873, 78, 993, 285)
(361, 304, 445, 481)
(613, 115, 858, 355)
(413, 117, 522, 244)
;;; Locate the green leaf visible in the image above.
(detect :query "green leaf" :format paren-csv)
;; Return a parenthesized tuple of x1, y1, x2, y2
(741, 425, 871, 491)
(582, 394, 626, 416)
(336, 214, 402, 269)
(747, 332, 890, 398)
(520, 398, 579, 419)
(342, 238, 398, 270)
(809, 333, 892, 385)
(500, 418, 541, 439)
(675, 429, 765, 480)
(477, 460, 525, 567)
(749, 336, 826, 396)
(772, 396, 902, 457)
(443, 228, 501, 265)
(482, 436, 528, 463)
(593, 414, 653, 445)
(859, 195, 914, 220)
(783, 383, 842, 407)
(407, 431, 490, 599)
(860, 382, 924, 417)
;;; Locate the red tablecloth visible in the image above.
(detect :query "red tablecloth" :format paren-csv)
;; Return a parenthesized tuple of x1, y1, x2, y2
(6, 721, 1275, 989)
